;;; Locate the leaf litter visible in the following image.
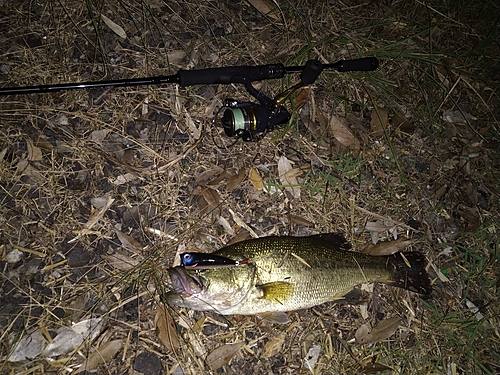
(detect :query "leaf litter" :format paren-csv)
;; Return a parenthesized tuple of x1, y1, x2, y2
(1, 0, 499, 374)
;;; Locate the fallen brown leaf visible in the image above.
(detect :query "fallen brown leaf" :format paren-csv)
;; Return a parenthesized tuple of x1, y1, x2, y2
(89, 128, 111, 142)
(226, 167, 246, 192)
(362, 238, 415, 255)
(392, 113, 416, 134)
(226, 229, 250, 245)
(155, 305, 180, 353)
(206, 342, 245, 370)
(298, 104, 324, 144)
(196, 166, 224, 185)
(365, 220, 395, 233)
(294, 87, 309, 108)
(247, 0, 280, 20)
(289, 214, 314, 226)
(329, 115, 360, 155)
(359, 360, 394, 373)
(249, 167, 264, 190)
(200, 187, 221, 214)
(278, 155, 301, 198)
(370, 108, 389, 139)
(101, 14, 126, 39)
(102, 253, 141, 271)
(355, 317, 401, 345)
(261, 332, 286, 358)
(74, 339, 123, 374)
(26, 138, 43, 161)
(115, 228, 143, 252)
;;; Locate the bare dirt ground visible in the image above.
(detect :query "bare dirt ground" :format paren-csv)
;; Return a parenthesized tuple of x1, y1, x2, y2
(1, 1, 499, 374)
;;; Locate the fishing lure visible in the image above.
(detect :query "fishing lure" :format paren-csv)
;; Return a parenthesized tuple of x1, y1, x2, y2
(180, 252, 251, 270)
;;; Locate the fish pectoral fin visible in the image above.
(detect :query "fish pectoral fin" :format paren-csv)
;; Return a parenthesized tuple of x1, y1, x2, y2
(258, 282, 293, 303)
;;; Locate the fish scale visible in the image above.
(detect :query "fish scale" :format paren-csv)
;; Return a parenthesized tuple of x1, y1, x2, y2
(166, 234, 431, 315)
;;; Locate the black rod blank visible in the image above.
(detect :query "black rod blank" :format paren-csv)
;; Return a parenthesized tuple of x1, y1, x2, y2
(0, 57, 378, 96)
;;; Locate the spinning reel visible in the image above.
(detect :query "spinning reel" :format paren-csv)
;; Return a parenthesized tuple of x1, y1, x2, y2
(0, 56, 379, 142)
(216, 59, 324, 141)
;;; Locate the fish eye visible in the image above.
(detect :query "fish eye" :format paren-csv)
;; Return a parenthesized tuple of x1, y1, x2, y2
(182, 253, 193, 264)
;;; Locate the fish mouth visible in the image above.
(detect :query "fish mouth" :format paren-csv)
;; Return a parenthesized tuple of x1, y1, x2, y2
(168, 267, 204, 297)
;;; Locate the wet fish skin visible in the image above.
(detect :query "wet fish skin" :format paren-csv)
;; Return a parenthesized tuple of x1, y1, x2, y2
(166, 234, 431, 315)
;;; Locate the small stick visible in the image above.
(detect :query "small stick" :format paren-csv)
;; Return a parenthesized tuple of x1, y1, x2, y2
(355, 206, 422, 233)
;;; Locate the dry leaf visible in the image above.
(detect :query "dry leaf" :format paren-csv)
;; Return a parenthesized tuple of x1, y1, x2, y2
(112, 172, 138, 185)
(8, 330, 44, 362)
(101, 14, 127, 39)
(442, 109, 477, 124)
(365, 220, 394, 233)
(249, 167, 264, 190)
(201, 187, 221, 214)
(84, 196, 114, 230)
(26, 138, 42, 161)
(370, 108, 389, 139)
(102, 253, 141, 271)
(355, 317, 401, 345)
(218, 215, 235, 236)
(197, 195, 209, 215)
(167, 50, 186, 65)
(89, 128, 111, 142)
(278, 155, 300, 198)
(34, 139, 54, 153)
(261, 332, 286, 358)
(226, 229, 250, 245)
(434, 183, 448, 200)
(289, 214, 314, 226)
(228, 208, 259, 238)
(0, 147, 8, 163)
(74, 339, 123, 374)
(463, 181, 478, 206)
(392, 113, 416, 134)
(196, 166, 223, 185)
(155, 305, 180, 352)
(206, 342, 245, 370)
(303, 344, 321, 370)
(359, 360, 393, 374)
(226, 167, 246, 192)
(294, 87, 309, 108)
(115, 228, 143, 251)
(298, 104, 324, 144)
(183, 109, 200, 139)
(362, 238, 414, 256)
(247, 0, 280, 20)
(329, 115, 360, 153)
(42, 318, 103, 357)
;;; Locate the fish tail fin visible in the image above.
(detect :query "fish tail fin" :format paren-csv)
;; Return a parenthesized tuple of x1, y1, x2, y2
(388, 252, 432, 294)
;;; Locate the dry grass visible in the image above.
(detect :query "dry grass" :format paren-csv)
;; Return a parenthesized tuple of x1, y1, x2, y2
(1, 0, 499, 374)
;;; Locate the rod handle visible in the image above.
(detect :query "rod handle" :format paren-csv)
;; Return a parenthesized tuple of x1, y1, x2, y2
(178, 64, 286, 86)
(336, 57, 379, 72)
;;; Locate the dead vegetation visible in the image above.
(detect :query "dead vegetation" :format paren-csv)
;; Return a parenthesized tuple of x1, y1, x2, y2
(1, 0, 499, 374)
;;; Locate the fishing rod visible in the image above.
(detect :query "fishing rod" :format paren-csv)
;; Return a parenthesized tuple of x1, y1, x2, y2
(0, 57, 378, 141)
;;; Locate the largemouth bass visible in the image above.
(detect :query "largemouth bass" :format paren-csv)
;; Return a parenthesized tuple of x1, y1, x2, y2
(166, 234, 431, 315)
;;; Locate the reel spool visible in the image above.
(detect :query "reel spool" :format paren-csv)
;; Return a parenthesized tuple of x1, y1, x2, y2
(216, 99, 290, 142)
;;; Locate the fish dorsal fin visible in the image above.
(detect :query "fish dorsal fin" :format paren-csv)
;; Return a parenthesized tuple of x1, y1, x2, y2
(258, 281, 294, 303)
(311, 233, 351, 250)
